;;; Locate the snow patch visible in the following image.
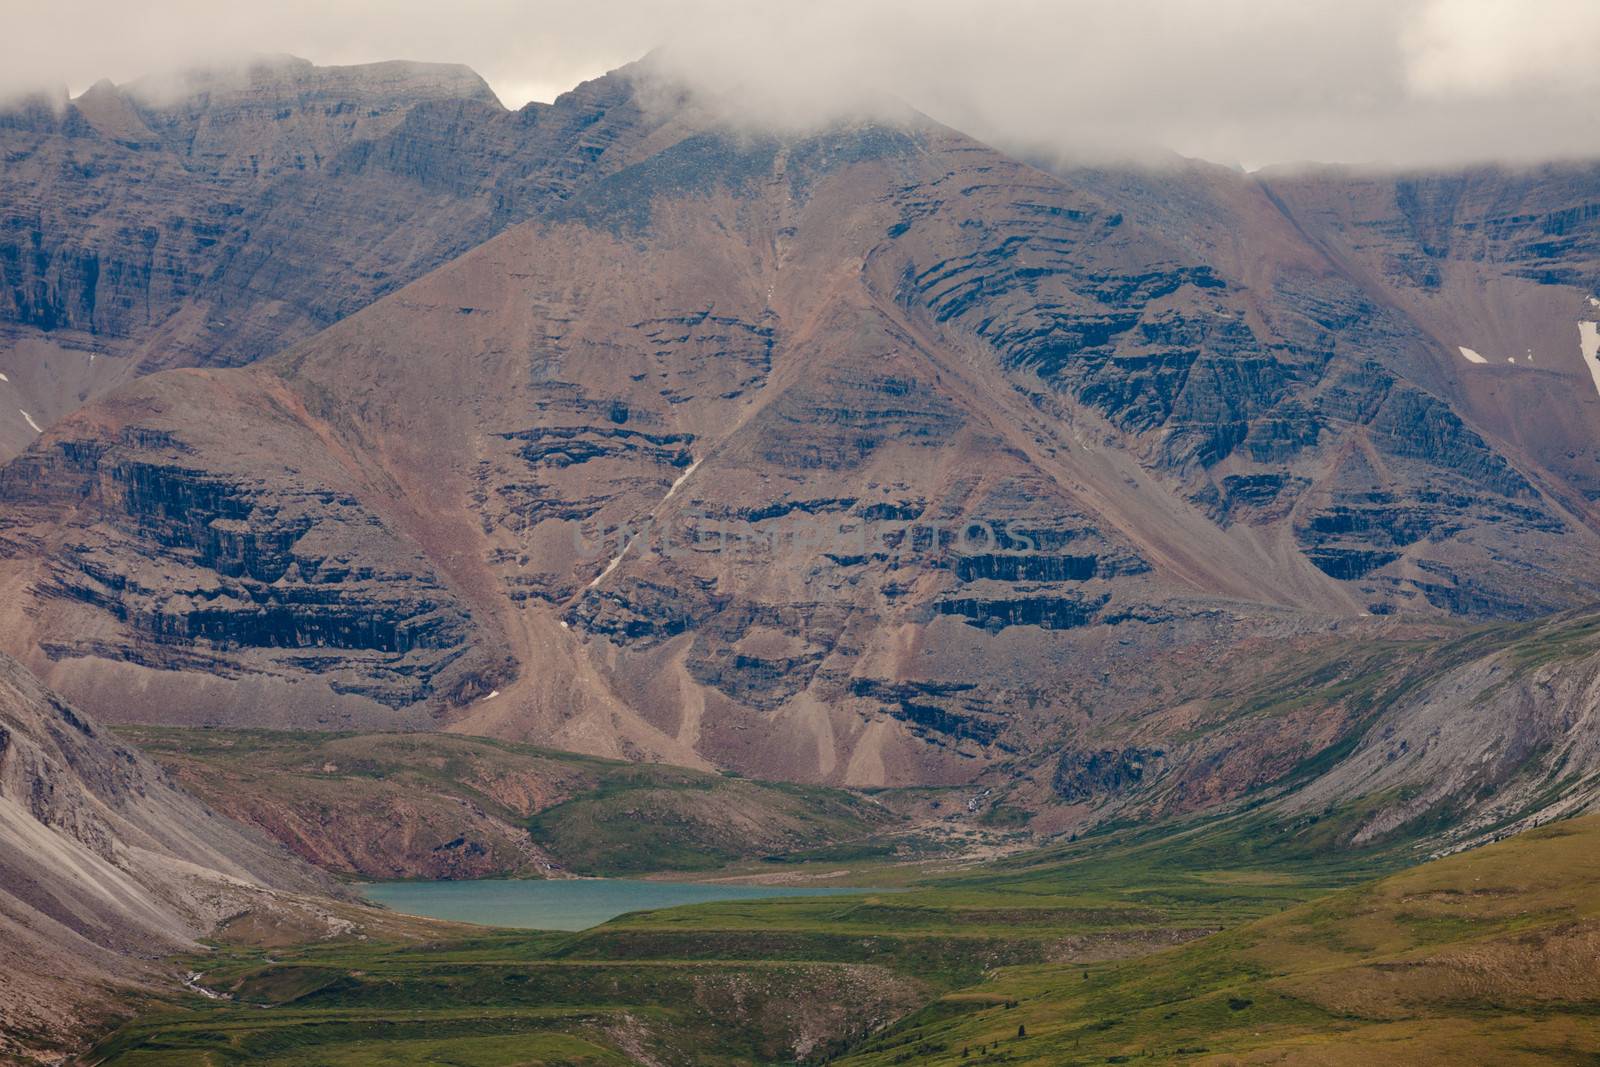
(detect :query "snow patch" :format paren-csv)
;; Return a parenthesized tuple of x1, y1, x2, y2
(662, 458, 700, 502)
(18, 410, 41, 433)
(0, 372, 9, 382)
(1579, 321, 1600, 396)
(586, 539, 632, 591)
(1589, 296, 1600, 309)
(1457, 345, 1488, 364)
(479, 690, 500, 703)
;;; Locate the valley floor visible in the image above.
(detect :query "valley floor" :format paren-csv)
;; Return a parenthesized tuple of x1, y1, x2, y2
(84, 801, 1600, 1064)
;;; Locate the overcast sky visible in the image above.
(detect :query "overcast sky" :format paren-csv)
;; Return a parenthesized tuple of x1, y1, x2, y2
(4, 0, 1596, 168)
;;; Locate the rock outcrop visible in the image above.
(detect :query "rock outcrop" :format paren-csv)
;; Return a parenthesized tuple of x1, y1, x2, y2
(0, 371, 516, 724)
(1052, 747, 1166, 804)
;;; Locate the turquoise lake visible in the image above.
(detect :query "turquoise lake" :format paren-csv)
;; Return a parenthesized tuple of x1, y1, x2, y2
(361, 879, 870, 931)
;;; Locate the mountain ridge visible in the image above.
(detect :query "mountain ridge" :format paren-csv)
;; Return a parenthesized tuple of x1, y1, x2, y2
(2, 54, 1598, 839)
(0, 55, 680, 458)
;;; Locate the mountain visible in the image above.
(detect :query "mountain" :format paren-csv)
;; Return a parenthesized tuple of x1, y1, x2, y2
(1061, 154, 1600, 518)
(119, 726, 898, 879)
(0, 652, 331, 1062)
(0, 53, 694, 459)
(1, 56, 1599, 845)
(1011, 607, 1600, 852)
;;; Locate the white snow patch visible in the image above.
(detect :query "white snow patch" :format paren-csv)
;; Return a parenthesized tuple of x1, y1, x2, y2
(1579, 321, 1600, 396)
(586, 539, 632, 591)
(0, 372, 9, 382)
(18, 410, 41, 433)
(1589, 296, 1600, 308)
(559, 620, 570, 629)
(479, 690, 500, 703)
(1457, 345, 1488, 364)
(662, 458, 700, 502)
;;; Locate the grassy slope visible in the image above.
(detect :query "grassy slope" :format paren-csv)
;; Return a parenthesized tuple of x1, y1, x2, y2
(844, 815, 1600, 1065)
(120, 727, 898, 878)
(92, 614, 1600, 1063)
(85, 801, 1412, 1065)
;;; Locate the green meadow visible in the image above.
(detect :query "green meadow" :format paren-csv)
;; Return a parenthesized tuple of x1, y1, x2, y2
(87, 800, 1436, 1065)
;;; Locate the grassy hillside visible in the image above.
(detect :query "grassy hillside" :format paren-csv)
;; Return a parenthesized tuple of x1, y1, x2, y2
(119, 728, 900, 879)
(845, 815, 1600, 1064)
(85, 800, 1412, 1065)
(84, 721, 1600, 1065)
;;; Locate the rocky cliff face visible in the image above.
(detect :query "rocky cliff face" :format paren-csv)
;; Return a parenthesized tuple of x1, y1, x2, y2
(0, 653, 330, 1061)
(2, 58, 1599, 828)
(0, 369, 516, 725)
(0, 57, 492, 352)
(1052, 156, 1600, 618)
(1256, 161, 1600, 514)
(0, 55, 676, 459)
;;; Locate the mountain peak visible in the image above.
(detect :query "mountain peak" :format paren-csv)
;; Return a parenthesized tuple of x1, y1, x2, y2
(124, 53, 499, 109)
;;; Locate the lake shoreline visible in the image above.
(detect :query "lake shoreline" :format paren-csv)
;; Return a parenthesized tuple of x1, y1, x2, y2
(360, 877, 893, 931)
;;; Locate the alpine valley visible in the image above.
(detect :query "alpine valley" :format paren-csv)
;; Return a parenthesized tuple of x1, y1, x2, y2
(1, 52, 1599, 1065)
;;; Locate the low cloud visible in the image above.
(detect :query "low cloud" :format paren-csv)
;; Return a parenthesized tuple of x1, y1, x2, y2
(1404, 0, 1599, 99)
(4, 0, 1596, 168)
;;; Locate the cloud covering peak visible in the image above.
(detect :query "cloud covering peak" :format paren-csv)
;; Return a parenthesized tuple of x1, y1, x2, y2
(5, 0, 1596, 168)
